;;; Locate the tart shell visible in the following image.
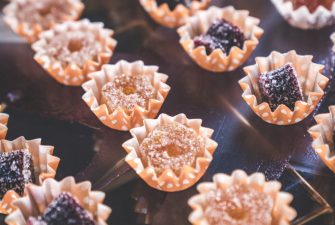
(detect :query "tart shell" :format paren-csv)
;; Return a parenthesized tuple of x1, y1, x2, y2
(177, 6, 264, 72)
(3, 0, 84, 43)
(188, 170, 297, 225)
(309, 106, 335, 173)
(5, 176, 111, 225)
(271, 0, 335, 30)
(0, 113, 9, 140)
(0, 137, 60, 215)
(122, 113, 218, 192)
(239, 50, 329, 125)
(140, 0, 211, 28)
(82, 60, 171, 131)
(32, 19, 117, 86)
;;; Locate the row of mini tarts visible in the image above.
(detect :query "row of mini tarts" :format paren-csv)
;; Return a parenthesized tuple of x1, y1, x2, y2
(31, 6, 262, 85)
(139, 0, 335, 30)
(3, 1, 117, 87)
(80, 50, 328, 131)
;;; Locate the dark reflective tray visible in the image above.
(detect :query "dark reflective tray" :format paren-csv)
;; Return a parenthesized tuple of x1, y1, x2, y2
(1, 0, 335, 224)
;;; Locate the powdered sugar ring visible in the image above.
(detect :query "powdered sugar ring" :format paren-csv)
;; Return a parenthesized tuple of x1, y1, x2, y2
(122, 113, 218, 192)
(188, 170, 297, 225)
(239, 50, 328, 125)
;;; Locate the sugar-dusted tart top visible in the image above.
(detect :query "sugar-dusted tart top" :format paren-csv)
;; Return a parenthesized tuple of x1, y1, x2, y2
(193, 19, 245, 55)
(43, 30, 104, 67)
(138, 121, 205, 176)
(0, 149, 35, 198)
(101, 73, 156, 115)
(258, 63, 304, 111)
(202, 184, 274, 225)
(286, 0, 334, 12)
(26, 192, 95, 225)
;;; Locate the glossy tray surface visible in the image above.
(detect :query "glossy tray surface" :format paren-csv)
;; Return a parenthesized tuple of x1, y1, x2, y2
(1, 0, 335, 224)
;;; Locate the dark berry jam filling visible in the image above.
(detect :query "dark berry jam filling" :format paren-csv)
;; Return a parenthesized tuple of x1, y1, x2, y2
(0, 150, 35, 198)
(156, 0, 193, 10)
(193, 19, 245, 55)
(258, 63, 304, 111)
(27, 192, 95, 225)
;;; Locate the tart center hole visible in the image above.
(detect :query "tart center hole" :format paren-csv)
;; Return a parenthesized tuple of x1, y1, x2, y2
(122, 85, 136, 95)
(166, 145, 183, 158)
(68, 39, 84, 52)
(38, 6, 52, 16)
(228, 208, 247, 220)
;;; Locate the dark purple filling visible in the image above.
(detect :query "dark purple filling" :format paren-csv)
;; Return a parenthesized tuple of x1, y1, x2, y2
(27, 192, 95, 225)
(0, 150, 35, 198)
(156, 0, 192, 10)
(258, 63, 304, 111)
(193, 19, 245, 55)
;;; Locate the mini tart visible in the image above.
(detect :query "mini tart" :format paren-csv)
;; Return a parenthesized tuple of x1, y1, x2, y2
(0, 137, 60, 215)
(188, 170, 297, 225)
(239, 50, 329, 125)
(82, 60, 171, 131)
(5, 177, 111, 225)
(122, 113, 218, 192)
(309, 106, 335, 173)
(271, 0, 335, 29)
(3, 0, 84, 43)
(0, 113, 9, 139)
(32, 19, 117, 86)
(177, 6, 264, 72)
(139, 0, 211, 28)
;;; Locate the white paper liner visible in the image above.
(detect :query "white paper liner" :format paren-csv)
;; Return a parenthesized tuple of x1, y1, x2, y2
(0, 113, 9, 140)
(139, 0, 211, 28)
(309, 106, 335, 173)
(271, 0, 335, 29)
(5, 177, 111, 225)
(32, 19, 117, 86)
(0, 137, 60, 214)
(3, 0, 84, 43)
(177, 6, 263, 72)
(188, 170, 297, 225)
(82, 60, 171, 131)
(239, 50, 329, 125)
(122, 113, 218, 192)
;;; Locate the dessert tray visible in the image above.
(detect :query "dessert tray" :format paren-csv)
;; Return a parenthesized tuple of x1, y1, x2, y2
(1, 0, 335, 224)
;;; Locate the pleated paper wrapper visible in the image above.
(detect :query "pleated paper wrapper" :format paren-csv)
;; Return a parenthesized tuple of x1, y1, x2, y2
(82, 60, 171, 131)
(140, 0, 211, 28)
(5, 177, 111, 225)
(271, 0, 335, 29)
(309, 106, 335, 173)
(0, 137, 60, 215)
(188, 170, 297, 225)
(3, 0, 84, 43)
(239, 50, 329, 125)
(32, 19, 117, 86)
(178, 6, 263, 72)
(122, 113, 218, 192)
(0, 113, 9, 140)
